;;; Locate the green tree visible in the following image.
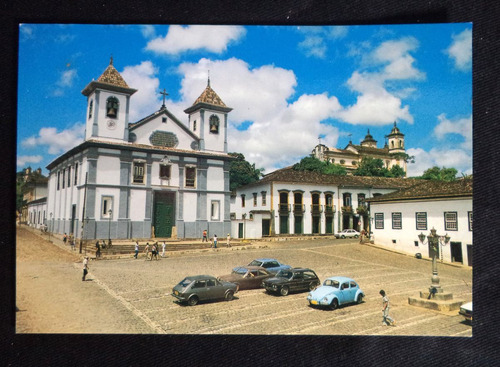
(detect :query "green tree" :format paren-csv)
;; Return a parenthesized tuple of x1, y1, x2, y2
(420, 166, 458, 181)
(353, 157, 391, 177)
(229, 153, 264, 191)
(389, 164, 406, 178)
(293, 155, 347, 175)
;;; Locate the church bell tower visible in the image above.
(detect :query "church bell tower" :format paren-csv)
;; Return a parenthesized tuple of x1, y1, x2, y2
(81, 57, 137, 142)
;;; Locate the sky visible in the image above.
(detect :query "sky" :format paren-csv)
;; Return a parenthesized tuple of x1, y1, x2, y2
(17, 23, 472, 177)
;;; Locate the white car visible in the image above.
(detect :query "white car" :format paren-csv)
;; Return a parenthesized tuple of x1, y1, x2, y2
(459, 301, 472, 322)
(335, 229, 360, 239)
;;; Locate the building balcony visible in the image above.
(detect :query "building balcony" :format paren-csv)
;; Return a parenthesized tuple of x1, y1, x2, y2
(356, 206, 368, 215)
(310, 204, 323, 214)
(293, 204, 305, 214)
(324, 205, 336, 214)
(279, 203, 291, 213)
(341, 205, 353, 213)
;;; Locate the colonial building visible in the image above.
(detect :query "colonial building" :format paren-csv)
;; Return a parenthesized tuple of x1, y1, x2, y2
(312, 122, 408, 174)
(19, 167, 48, 227)
(367, 177, 473, 266)
(46, 59, 233, 241)
(230, 167, 419, 239)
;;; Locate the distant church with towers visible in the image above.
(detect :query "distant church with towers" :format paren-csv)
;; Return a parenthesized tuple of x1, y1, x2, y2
(312, 123, 407, 175)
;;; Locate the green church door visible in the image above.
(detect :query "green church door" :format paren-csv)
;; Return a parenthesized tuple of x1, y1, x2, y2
(154, 193, 175, 238)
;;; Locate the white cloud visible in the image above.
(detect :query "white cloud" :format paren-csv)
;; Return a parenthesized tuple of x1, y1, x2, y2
(298, 36, 327, 58)
(145, 25, 246, 55)
(141, 25, 156, 38)
(446, 29, 472, 71)
(121, 61, 161, 121)
(434, 113, 472, 150)
(167, 57, 341, 172)
(407, 147, 472, 177)
(21, 122, 85, 155)
(338, 37, 424, 126)
(57, 69, 77, 88)
(17, 155, 43, 168)
(19, 24, 34, 40)
(297, 26, 349, 59)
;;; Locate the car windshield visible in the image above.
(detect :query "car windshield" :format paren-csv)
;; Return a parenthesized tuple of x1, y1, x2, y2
(276, 270, 293, 279)
(248, 260, 263, 267)
(324, 279, 340, 288)
(232, 268, 247, 275)
(179, 278, 193, 287)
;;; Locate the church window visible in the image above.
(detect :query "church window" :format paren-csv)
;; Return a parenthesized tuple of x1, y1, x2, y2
(160, 164, 171, 180)
(162, 117, 167, 123)
(74, 163, 78, 185)
(185, 166, 196, 188)
(340, 159, 345, 165)
(193, 120, 197, 132)
(106, 96, 119, 118)
(67, 166, 71, 187)
(352, 161, 357, 166)
(209, 115, 220, 134)
(132, 161, 146, 184)
(62, 169, 65, 189)
(101, 196, 113, 218)
(57, 171, 60, 190)
(88, 100, 93, 119)
(211, 201, 220, 221)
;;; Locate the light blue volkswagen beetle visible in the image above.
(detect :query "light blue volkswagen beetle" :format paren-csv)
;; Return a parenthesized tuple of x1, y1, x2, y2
(307, 276, 364, 310)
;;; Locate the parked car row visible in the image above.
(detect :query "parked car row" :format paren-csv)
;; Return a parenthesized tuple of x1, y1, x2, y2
(171, 258, 365, 311)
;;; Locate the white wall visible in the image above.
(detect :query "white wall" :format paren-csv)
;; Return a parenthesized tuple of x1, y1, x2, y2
(96, 154, 120, 185)
(370, 198, 472, 264)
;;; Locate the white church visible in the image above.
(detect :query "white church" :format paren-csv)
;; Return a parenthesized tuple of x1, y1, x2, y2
(46, 58, 233, 241)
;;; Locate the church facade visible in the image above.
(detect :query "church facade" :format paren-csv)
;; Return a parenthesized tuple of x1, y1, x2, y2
(46, 59, 233, 241)
(312, 123, 408, 175)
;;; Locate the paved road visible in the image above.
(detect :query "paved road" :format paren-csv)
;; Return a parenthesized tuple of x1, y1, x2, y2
(80, 238, 472, 336)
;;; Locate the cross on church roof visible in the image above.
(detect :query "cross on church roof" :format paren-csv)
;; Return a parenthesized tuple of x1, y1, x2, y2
(159, 88, 169, 109)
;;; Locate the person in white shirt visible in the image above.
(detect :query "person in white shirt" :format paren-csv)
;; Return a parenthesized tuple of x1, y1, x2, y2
(162, 241, 166, 257)
(82, 257, 89, 281)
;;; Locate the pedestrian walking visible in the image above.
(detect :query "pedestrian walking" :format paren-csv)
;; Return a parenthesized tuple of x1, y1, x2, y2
(82, 256, 89, 281)
(359, 229, 365, 243)
(380, 290, 396, 326)
(202, 229, 208, 242)
(213, 234, 218, 249)
(134, 241, 139, 259)
(161, 241, 166, 258)
(226, 233, 231, 248)
(144, 242, 150, 260)
(95, 241, 101, 258)
(63, 233, 67, 244)
(71, 238, 76, 251)
(152, 242, 158, 260)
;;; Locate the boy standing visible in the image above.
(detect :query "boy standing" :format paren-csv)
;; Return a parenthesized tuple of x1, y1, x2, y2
(380, 290, 396, 326)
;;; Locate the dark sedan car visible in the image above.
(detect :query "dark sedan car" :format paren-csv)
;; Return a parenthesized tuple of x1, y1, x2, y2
(262, 268, 320, 296)
(171, 275, 238, 306)
(218, 266, 273, 290)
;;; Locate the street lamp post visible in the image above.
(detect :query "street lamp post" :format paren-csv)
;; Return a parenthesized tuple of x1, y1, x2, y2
(418, 228, 451, 292)
(108, 209, 112, 244)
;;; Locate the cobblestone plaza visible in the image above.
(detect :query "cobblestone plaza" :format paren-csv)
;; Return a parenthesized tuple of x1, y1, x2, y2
(78, 238, 472, 336)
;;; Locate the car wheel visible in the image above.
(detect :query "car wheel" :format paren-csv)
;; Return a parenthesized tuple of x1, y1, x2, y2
(356, 294, 364, 304)
(329, 298, 339, 310)
(341, 235, 345, 239)
(280, 286, 289, 296)
(187, 296, 199, 306)
(309, 282, 318, 291)
(225, 290, 234, 301)
(354, 235, 359, 238)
